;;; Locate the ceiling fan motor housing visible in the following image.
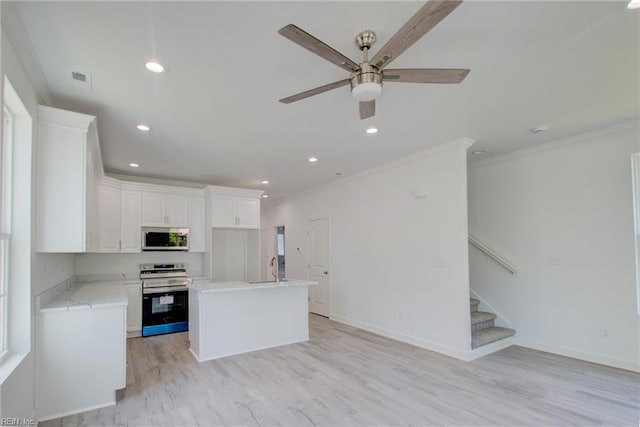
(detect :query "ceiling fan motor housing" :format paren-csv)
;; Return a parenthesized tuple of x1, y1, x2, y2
(351, 63, 383, 102)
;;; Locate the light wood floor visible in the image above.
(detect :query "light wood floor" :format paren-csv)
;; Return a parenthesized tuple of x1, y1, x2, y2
(41, 314, 639, 426)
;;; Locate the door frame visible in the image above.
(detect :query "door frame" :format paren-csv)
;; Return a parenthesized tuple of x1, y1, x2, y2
(273, 224, 285, 281)
(307, 215, 331, 317)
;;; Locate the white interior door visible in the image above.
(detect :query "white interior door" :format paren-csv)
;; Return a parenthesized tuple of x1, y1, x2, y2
(308, 218, 330, 316)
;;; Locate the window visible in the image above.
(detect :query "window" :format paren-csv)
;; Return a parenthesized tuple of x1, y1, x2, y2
(0, 107, 12, 358)
(1, 77, 33, 382)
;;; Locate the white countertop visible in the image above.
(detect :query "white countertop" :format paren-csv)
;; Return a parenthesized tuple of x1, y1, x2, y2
(190, 279, 318, 294)
(39, 282, 128, 313)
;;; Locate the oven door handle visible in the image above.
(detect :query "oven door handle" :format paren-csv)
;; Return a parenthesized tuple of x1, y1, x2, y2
(143, 286, 189, 295)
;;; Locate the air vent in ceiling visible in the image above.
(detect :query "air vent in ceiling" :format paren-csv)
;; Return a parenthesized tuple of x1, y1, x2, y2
(70, 70, 93, 92)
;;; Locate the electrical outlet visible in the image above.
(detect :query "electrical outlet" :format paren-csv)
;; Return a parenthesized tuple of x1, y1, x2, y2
(398, 312, 403, 321)
(548, 256, 561, 266)
(600, 329, 609, 339)
(435, 258, 448, 268)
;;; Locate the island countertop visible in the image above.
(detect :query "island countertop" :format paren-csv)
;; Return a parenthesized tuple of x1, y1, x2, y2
(189, 279, 318, 293)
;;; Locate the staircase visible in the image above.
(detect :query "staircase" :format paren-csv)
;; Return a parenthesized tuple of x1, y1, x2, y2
(470, 298, 515, 349)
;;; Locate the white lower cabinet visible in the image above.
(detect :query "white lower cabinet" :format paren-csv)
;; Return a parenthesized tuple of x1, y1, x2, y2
(125, 282, 142, 335)
(37, 304, 126, 421)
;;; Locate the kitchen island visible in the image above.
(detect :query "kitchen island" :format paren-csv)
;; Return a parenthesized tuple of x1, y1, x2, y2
(188, 280, 317, 361)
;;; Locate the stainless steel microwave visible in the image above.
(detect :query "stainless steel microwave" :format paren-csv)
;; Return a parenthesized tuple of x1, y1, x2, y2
(142, 227, 189, 251)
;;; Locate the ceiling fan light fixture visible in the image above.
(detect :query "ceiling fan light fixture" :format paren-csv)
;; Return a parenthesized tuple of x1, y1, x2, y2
(352, 82, 382, 102)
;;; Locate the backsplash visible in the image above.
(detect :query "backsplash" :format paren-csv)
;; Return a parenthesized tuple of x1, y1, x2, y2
(74, 252, 204, 277)
(35, 275, 77, 312)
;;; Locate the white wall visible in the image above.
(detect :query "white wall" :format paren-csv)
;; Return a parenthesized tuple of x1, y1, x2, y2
(468, 122, 640, 372)
(262, 138, 474, 359)
(0, 8, 74, 419)
(75, 252, 204, 278)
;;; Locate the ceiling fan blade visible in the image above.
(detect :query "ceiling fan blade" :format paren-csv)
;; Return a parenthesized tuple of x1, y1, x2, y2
(279, 24, 360, 73)
(371, 0, 463, 70)
(359, 100, 375, 120)
(279, 79, 350, 104)
(384, 68, 469, 84)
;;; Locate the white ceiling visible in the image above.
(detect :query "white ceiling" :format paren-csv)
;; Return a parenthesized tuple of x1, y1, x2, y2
(14, 1, 640, 199)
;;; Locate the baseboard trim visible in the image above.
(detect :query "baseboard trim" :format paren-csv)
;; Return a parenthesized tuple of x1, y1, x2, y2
(330, 314, 470, 361)
(37, 400, 115, 422)
(514, 337, 640, 373)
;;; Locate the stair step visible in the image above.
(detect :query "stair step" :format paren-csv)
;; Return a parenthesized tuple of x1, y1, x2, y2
(470, 298, 480, 312)
(471, 311, 496, 325)
(472, 327, 515, 349)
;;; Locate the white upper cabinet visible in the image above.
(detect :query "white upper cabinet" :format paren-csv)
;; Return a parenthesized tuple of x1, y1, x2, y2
(120, 190, 142, 252)
(208, 187, 262, 229)
(188, 196, 206, 252)
(98, 183, 121, 252)
(209, 195, 237, 228)
(142, 192, 188, 227)
(166, 194, 189, 227)
(97, 182, 142, 253)
(36, 106, 103, 252)
(236, 198, 260, 228)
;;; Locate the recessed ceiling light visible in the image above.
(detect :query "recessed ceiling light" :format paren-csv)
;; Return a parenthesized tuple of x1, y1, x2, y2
(366, 127, 378, 134)
(627, 0, 640, 9)
(136, 124, 150, 132)
(145, 61, 165, 73)
(472, 150, 486, 155)
(128, 163, 140, 168)
(308, 157, 318, 163)
(261, 180, 269, 184)
(262, 194, 269, 198)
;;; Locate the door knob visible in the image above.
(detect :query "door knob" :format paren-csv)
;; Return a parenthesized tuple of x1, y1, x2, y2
(323, 271, 328, 275)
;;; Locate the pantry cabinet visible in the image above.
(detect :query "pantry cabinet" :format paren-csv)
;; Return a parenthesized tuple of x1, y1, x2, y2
(142, 192, 189, 227)
(36, 106, 102, 252)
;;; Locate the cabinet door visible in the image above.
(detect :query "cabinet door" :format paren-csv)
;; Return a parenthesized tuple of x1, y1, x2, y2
(188, 196, 205, 252)
(236, 198, 260, 228)
(142, 192, 167, 226)
(121, 190, 142, 252)
(166, 194, 189, 227)
(36, 122, 86, 252)
(125, 283, 142, 333)
(210, 195, 237, 227)
(98, 184, 121, 252)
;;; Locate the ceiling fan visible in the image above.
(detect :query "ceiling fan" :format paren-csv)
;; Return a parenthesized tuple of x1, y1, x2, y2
(278, 0, 470, 120)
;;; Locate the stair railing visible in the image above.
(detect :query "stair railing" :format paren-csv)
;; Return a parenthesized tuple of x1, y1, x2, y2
(468, 234, 518, 274)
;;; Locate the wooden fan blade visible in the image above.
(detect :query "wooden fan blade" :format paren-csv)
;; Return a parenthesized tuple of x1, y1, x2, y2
(279, 79, 350, 104)
(359, 100, 375, 120)
(384, 68, 469, 84)
(371, 0, 463, 70)
(279, 24, 360, 73)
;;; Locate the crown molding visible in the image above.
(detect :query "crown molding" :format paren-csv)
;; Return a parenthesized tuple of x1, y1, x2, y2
(470, 120, 640, 170)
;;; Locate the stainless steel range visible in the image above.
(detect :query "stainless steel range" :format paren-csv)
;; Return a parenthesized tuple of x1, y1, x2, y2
(140, 263, 192, 337)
